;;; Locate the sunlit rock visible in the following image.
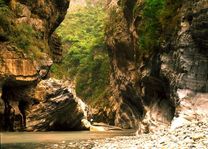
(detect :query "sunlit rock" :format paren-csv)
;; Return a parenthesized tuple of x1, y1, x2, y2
(90, 122, 122, 132)
(171, 117, 191, 130)
(90, 126, 106, 132)
(81, 119, 91, 129)
(171, 89, 208, 130)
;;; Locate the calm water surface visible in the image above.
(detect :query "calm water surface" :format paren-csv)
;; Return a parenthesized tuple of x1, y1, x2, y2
(1, 130, 135, 149)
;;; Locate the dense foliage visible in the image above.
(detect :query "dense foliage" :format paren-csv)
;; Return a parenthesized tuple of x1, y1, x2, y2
(53, 4, 110, 103)
(136, 0, 182, 52)
(0, 0, 47, 59)
(138, 0, 165, 51)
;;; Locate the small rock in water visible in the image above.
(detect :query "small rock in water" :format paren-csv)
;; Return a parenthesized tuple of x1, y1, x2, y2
(53, 144, 59, 148)
(61, 140, 66, 144)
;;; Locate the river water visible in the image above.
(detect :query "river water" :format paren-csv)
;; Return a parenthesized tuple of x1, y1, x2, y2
(1, 130, 135, 149)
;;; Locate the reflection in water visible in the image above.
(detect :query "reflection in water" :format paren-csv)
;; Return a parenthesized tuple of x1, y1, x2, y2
(1, 130, 135, 149)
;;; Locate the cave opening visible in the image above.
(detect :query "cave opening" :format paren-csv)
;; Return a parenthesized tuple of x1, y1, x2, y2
(1, 82, 30, 131)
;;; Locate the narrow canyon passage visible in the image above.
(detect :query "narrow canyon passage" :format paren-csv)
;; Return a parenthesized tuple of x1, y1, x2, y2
(0, 0, 208, 148)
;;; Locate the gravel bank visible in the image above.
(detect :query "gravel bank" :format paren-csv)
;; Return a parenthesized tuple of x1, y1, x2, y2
(92, 120, 208, 149)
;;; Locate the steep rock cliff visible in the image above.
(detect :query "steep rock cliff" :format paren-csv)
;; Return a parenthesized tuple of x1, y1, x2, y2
(106, 0, 208, 131)
(0, 0, 69, 131)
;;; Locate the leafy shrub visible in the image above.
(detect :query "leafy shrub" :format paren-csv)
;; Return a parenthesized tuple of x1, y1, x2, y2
(0, 0, 6, 6)
(159, 0, 183, 40)
(13, 23, 35, 51)
(0, 4, 13, 33)
(8, 23, 46, 59)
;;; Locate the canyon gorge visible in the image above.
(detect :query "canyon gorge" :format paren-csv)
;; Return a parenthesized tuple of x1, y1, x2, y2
(0, 0, 207, 138)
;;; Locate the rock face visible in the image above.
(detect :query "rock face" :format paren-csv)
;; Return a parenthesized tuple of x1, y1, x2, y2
(105, 0, 146, 129)
(49, 33, 63, 63)
(0, 0, 69, 131)
(105, 0, 208, 131)
(26, 79, 89, 131)
(167, 0, 208, 129)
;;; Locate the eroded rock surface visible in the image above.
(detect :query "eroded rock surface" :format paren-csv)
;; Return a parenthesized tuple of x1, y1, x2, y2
(105, 0, 208, 131)
(162, 0, 208, 129)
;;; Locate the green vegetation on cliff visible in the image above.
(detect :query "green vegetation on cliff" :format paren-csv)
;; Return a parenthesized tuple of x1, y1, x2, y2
(53, 3, 110, 104)
(136, 0, 182, 52)
(0, 1, 13, 41)
(138, 0, 165, 52)
(0, 1, 47, 59)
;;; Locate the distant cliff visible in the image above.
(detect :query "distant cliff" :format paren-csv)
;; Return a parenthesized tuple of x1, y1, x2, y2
(105, 0, 208, 131)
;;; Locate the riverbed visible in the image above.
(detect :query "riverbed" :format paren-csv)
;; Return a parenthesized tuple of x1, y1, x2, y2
(1, 120, 208, 149)
(1, 130, 135, 149)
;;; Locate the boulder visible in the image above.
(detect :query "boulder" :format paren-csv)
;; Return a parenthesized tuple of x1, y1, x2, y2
(26, 78, 90, 131)
(90, 122, 122, 132)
